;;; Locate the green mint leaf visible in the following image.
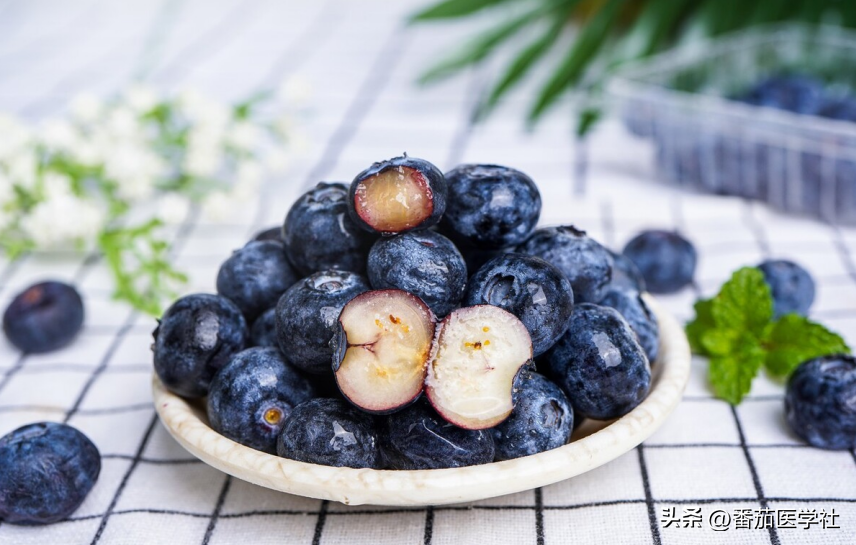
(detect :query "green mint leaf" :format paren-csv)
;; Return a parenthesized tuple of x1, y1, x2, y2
(764, 314, 851, 377)
(710, 267, 773, 337)
(685, 298, 714, 355)
(708, 338, 765, 404)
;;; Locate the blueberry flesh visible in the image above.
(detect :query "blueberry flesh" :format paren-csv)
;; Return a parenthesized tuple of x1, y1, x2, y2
(622, 230, 696, 294)
(216, 240, 298, 322)
(599, 288, 659, 364)
(3, 281, 84, 354)
(208, 347, 315, 453)
(367, 230, 466, 317)
(277, 398, 382, 468)
(283, 182, 376, 275)
(757, 259, 816, 318)
(543, 304, 651, 420)
(517, 226, 613, 303)
(381, 401, 495, 469)
(250, 307, 277, 347)
(275, 270, 370, 374)
(785, 355, 856, 450)
(153, 293, 248, 398)
(609, 250, 646, 292)
(0, 422, 100, 525)
(492, 372, 573, 461)
(441, 164, 541, 249)
(464, 253, 573, 356)
(252, 226, 283, 243)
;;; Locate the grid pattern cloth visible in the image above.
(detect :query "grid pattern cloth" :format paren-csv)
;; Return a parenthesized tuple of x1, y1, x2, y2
(0, 1, 855, 544)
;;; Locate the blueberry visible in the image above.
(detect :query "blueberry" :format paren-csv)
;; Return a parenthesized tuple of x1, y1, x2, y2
(785, 355, 856, 450)
(622, 230, 696, 294)
(251, 226, 283, 243)
(440, 164, 541, 249)
(381, 400, 495, 469)
(208, 347, 316, 453)
(608, 250, 646, 292)
(277, 398, 382, 468)
(348, 155, 447, 235)
(0, 422, 100, 525)
(737, 75, 825, 115)
(757, 259, 815, 318)
(599, 288, 659, 364)
(517, 226, 613, 303)
(249, 307, 277, 347)
(543, 304, 651, 420)
(367, 230, 466, 317)
(464, 253, 573, 356)
(492, 372, 573, 461)
(818, 98, 856, 122)
(3, 281, 84, 354)
(153, 293, 248, 398)
(216, 240, 298, 322)
(283, 182, 376, 275)
(275, 270, 370, 374)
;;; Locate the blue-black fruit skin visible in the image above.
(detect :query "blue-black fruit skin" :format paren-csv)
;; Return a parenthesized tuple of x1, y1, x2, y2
(0, 422, 100, 525)
(440, 164, 541, 249)
(207, 347, 316, 454)
(347, 156, 447, 236)
(543, 304, 651, 420)
(464, 253, 574, 357)
(2, 281, 84, 354)
(736, 75, 825, 115)
(216, 240, 299, 322)
(275, 270, 370, 375)
(283, 182, 376, 275)
(381, 400, 495, 469)
(153, 293, 248, 398)
(785, 354, 856, 450)
(599, 288, 659, 364)
(277, 398, 382, 468)
(492, 372, 573, 461)
(608, 250, 646, 292)
(250, 307, 278, 348)
(622, 230, 697, 294)
(252, 226, 284, 243)
(367, 230, 467, 318)
(517, 226, 613, 304)
(757, 259, 816, 318)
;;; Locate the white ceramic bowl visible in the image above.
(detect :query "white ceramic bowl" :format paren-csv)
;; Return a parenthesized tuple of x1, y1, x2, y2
(152, 296, 690, 506)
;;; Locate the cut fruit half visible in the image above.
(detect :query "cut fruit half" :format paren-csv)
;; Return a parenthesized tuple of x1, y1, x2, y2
(353, 166, 433, 233)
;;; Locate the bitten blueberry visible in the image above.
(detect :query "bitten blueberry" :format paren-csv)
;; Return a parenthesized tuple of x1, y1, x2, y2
(153, 293, 248, 398)
(216, 240, 299, 321)
(543, 304, 651, 420)
(622, 230, 696, 294)
(367, 230, 466, 317)
(283, 182, 376, 275)
(440, 164, 541, 249)
(785, 354, 856, 450)
(208, 347, 315, 453)
(757, 259, 816, 318)
(275, 270, 370, 374)
(0, 422, 100, 525)
(608, 250, 646, 292)
(250, 307, 277, 347)
(599, 288, 659, 364)
(277, 398, 382, 468)
(3, 281, 84, 354)
(517, 226, 613, 303)
(464, 253, 573, 356)
(492, 372, 573, 460)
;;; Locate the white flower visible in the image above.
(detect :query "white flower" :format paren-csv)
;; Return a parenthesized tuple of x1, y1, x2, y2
(264, 148, 291, 174)
(115, 175, 154, 202)
(41, 119, 79, 151)
(0, 172, 13, 205)
(21, 193, 104, 248)
(231, 160, 263, 201)
(107, 106, 140, 139)
(157, 193, 190, 224)
(228, 120, 261, 151)
(7, 150, 38, 190)
(277, 75, 312, 105)
(69, 139, 102, 166)
(0, 113, 31, 160)
(124, 84, 158, 114)
(201, 190, 232, 221)
(103, 143, 163, 190)
(41, 172, 73, 199)
(70, 93, 102, 123)
(184, 144, 221, 178)
(177, 88, 229, 129)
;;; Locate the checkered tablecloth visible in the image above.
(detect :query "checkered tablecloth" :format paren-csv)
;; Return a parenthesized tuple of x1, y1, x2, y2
(1, 1, 855, 544)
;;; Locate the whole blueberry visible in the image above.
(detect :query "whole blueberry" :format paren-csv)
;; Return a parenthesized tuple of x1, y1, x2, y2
(0, 422, 100, 525)
(737, 75, 825, 115)
(464, 253, 573, 356)
(251, 226, 283, 243)
(283, 182, 376, 275)
(492, 372, 573, 461)
(275, 270, 370, 374)
(543, 304, 651, 420)
(277, 398, 382, 468)
(622, 230, 696, 294)
(381, 401, 495, 469)
(208, 347, 316, 453)
(818, 98, 856, 122)
(785, 355, 856, 450)
(609, 250, 646, 292)
(367, 230, 466, 317)
(517, 226, 613, 303)
(599, 288, 659, 364)
(216, 240, 298, 322)
(153, 293, 248, 398)
(757, 259, 815, 318)
(440, 164, 541, 249)
(250, 307, 277, 347)
(3, 281, 84, 354)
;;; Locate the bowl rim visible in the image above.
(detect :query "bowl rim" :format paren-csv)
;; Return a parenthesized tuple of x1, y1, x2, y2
(152, 295, 691, 506)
